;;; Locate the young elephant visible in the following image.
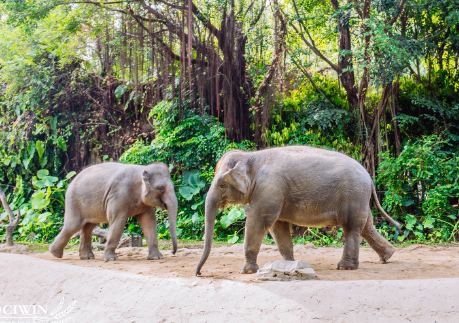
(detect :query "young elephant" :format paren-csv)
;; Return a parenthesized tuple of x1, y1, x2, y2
(50, 162, 177, 261)
(196, 146, 400, 275)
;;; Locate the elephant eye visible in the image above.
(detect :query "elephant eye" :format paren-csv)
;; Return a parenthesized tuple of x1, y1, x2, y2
(219, 183, 227, 189)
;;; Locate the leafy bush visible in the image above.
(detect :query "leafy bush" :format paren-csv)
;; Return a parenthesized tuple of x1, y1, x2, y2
(120, 100, 255, 169)
(0, 169, 75, 243)
(377, 135, 459, 242)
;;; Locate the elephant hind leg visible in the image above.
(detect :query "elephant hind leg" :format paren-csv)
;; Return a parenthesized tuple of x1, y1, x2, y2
(337, 229, 361, 270)
(337, 208, 368, 270)
(269, 221, 294, 261)
(49, 213, 84, 258)
(361, 211, 395, 263)
(79, 223, 97, 260)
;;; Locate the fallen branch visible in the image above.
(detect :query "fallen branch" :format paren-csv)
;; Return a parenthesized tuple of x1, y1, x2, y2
(71, 226, 108, 242)
(0, 188, 21, 246)
(71, 226, 132, 249)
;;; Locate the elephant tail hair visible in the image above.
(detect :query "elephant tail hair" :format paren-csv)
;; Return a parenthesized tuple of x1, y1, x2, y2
(371, 184, 401, 230)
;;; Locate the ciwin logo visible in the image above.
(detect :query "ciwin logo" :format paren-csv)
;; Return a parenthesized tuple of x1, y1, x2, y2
(0, 297, 75, 323)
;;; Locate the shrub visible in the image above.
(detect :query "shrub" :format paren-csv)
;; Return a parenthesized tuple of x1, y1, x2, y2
(377, 135, 459, 242)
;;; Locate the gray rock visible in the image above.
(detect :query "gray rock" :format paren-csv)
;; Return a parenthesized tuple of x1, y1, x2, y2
(256, 260, 316, 281)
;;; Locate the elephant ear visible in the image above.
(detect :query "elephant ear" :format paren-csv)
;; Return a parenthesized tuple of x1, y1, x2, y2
(222, 161, 249, 194)
(141, 170, 151, 197)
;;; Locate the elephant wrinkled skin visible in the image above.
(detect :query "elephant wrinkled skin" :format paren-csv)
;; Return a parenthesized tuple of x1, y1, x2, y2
(49, 162, 178, 261)
(196, 146, 400, 275)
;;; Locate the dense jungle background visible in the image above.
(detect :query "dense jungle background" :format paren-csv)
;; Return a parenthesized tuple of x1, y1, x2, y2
(1, 0, 458, 247)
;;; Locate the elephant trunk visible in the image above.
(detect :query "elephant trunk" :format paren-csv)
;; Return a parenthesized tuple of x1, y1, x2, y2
(196, 190, 218, 276)
(164, 190, 178, 255)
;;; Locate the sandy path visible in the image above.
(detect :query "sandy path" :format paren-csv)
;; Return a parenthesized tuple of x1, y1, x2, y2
(30, 243, 459, 281)
(1, 251, 459, 322)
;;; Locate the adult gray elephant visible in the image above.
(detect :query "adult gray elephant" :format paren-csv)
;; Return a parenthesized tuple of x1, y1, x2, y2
(196, 146, 400, 275)
(50, 162, 177, 261)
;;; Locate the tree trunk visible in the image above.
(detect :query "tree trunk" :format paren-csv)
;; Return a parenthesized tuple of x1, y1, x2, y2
(0, 189, 21, 246)
(330, 0, 358, 111)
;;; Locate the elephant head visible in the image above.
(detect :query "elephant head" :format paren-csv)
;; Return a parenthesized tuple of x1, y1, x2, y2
(141, 163, 178, 254)
(196, 151, 249, 275)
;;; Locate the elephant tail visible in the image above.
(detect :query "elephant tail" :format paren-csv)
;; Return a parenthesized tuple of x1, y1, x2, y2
(371, 184, 401, 230)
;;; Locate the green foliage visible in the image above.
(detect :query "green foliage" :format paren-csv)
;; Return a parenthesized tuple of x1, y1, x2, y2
(0, 169, 75, 243)
(292, 227, 344, 247)
(121, 100, 228, 168)
(264, 78, 362, 161)
(121, 101, 255, 240)
(219, 206, 246, 244)
(2, 0, 459, 249)
(377, 135, 459, 242)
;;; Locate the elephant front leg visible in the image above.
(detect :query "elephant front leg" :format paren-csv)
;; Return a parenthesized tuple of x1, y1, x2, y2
(269, 220, 294, 261)
(136, 209, 163, 260)
(241, 200, 282, 274)
(102, 215, 127, 262)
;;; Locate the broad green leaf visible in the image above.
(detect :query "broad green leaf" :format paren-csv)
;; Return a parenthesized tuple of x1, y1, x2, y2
(23, 158, 29, 170)
(51, 117, 57, 131)
(401, 198, 414, 207)
(220, 215, 233, 228)
(36, 140, 45, 158)
(179, 186, 195, 200)
(189, 173, 205, 189)
(37, 212, 51, 223)
(228, 235, 239, 244)
(124, 91, 136, 110)
(37, 169, 49, 179)
(57, 137, 67, 151)
(39, 155, 47, 168)
(16, 175, 23, 195)
(65, 171, 77, 180)
(44, 176, 58, 186)
(191, 212, 203, 223)
(32, 177, 47, 189)
(20, 209, 37, 225)
(56, 180, 65, 188)
(114, 84, 127, 99)
(228, 208, 243, 221)
(27, 141, 36, 158)
(183, 169, 200, 185)
(191, 199, 204, 210)
(31, 192, 50, 209)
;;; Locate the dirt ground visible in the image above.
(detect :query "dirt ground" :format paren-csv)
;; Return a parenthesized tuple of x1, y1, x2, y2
(2, 244, 459, 322)
(28, 243, 459, 281)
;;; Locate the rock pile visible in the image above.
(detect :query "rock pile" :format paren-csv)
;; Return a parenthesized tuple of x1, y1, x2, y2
(256, 260, 316, 281)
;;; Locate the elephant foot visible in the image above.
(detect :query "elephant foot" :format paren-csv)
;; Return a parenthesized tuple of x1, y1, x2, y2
(240, 261, 259, 274)
(102, 251, 118, 262)
(337, 258, 359, 270)
(147, 250, 164, 260)
(79, 250, 95, 260)
(49, 244, 63, 258)
(378, 245, 396, 263)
